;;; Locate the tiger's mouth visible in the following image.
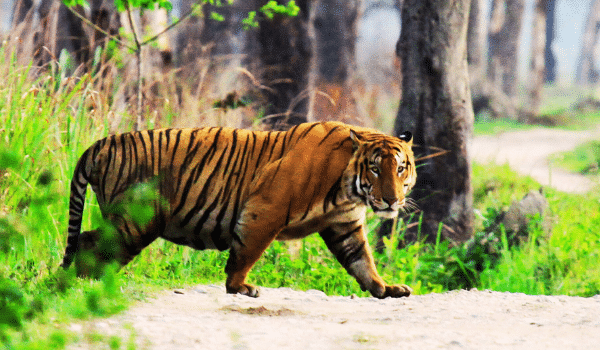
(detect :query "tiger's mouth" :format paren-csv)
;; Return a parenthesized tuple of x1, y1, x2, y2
(369, 198, 403, 218)
(372, 207, 399, 219)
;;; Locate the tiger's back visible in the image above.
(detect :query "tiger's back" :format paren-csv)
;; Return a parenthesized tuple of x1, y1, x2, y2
(62, 121, 416, 299)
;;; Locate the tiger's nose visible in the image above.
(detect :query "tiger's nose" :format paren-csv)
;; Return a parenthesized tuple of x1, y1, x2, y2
(383, 196, 398, 207)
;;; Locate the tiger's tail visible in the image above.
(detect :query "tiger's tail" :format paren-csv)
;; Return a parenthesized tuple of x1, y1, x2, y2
(61, 148, 93, 269)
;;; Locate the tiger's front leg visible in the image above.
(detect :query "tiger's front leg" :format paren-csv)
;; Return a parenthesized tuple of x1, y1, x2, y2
(320, 223, 412, 298)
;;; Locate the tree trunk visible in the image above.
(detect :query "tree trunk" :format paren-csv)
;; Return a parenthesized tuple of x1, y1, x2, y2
(488, 0, 524, 97)
(467, 0, 487, 93)
(6, 0, 120, 69)
(391, 0, 474, 243)
(175, 1, 251, 65)
(544, 0, 557, 83)
(527, 0, 551, 118)
(576, 0, 600, 85)
(10, 0, 31, 27)
(255, 0, 312, 130)
(309, 0, 360, 124)
(7, 0, 88, 68)
(486, 0, 524, 119)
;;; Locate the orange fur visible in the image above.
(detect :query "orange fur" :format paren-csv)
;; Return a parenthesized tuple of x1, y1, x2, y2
(62, 122, 416, 298)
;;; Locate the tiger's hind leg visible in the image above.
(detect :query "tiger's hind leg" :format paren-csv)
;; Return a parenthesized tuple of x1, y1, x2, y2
(74, 229, 101, 278)
(225, 212, 284, 297)
(225, 237, 276, 297)
(74, 219, 160, 278)
(74, 228, 117, 278)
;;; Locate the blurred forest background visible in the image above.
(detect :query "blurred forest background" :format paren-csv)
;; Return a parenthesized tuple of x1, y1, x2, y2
(2, 0, 599, 125)
(3, 0, 599, 125)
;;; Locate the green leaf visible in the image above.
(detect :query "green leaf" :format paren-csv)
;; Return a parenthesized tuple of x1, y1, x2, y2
(260, 1, 300, 20)
(242, 11, 259, 30)
(210, 11, 225, 22)
(114, 0, 126, 11)
(158, 0, 173, 11)
(62, 0, 89, 7)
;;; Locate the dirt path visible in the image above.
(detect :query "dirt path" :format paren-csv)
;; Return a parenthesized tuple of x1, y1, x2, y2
(73, 286, 600, 349)
(470, 126, 600, 193)
(70, 127, 600, 349)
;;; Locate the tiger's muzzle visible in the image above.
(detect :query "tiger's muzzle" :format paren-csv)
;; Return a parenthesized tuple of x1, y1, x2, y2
(369, 197, 404, 218)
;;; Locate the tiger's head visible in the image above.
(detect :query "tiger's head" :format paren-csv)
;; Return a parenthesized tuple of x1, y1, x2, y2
(345, 129, 416, 219)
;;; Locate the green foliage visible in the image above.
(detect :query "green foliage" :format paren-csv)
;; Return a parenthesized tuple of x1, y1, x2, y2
(62, 0, 300, 30)
(0, 279, 27, 341)
(242, 1, 300, 29)
(261, 0, 300, 19)
(242, 11, 259, 30)
(64, 0, 172, 11)
(472, 162, 600, 296)
(0, 51, 129, 348)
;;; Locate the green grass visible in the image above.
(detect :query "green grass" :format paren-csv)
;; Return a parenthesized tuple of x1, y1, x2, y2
(0, 50, 135, 348)
(537, 84, 600, 129)
(473, 117, 537, 136)
(2, 51, 600, 348)
(549, 140, 600, 176)
(472, 163, 600, 296)
(473, 109, 600, 135)
(474, 85, 600, 135)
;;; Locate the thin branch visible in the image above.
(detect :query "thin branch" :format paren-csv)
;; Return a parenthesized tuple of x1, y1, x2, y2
(140, 4, 202, 47)
(124, 2, 142, 50)
(124, 2, 143, 130)
(414, 145, 450, 162)
(65, 1, 204, 50)
(64, 5, 134, 51)
(62, 0, 207, 130)
(236, 67, 278, 94)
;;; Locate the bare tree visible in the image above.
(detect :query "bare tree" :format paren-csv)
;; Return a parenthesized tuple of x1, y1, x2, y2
(390, 0, 474, 243)
(308, 0, 360, 124)
(576, 0, 600, 85)
(544, 0, 557, 83)
(176, 0, 251, 67)
(252, 0, 312, 129)
(488, 0, 525, 97)
(6, 0, 122, 69)
(486, 0, 525, 119)
(527, 0, 552, 117)
(467, 0, 487, 93)
(8, 0, 86, 68)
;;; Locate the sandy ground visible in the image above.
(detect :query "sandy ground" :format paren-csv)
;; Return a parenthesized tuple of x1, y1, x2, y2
(69, 128, 600, 349)
(72, 285, 600, 350)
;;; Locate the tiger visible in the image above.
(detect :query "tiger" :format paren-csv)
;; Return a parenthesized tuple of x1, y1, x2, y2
(61, 121, 416, 298)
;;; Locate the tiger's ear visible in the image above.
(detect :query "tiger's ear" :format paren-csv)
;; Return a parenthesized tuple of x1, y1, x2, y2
(349, 129, 362, 151)
(398, 131, 413, 146)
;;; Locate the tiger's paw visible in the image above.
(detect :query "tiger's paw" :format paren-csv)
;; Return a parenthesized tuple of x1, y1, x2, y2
(226, 283, 260, 298)
(382, 284, 412, 298)
(368, 283, 411, 298)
